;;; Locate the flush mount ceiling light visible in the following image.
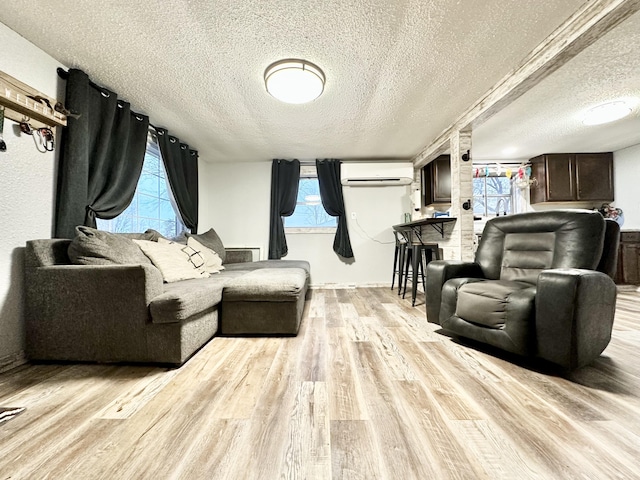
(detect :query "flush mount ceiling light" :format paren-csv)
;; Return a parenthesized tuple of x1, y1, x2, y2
(582, 101, 633, 125)
(264, 59, 325, 104)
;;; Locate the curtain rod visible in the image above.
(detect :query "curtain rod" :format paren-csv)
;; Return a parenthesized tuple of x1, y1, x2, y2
(299, 159, 411, 165)
(57, 67, 163, 131)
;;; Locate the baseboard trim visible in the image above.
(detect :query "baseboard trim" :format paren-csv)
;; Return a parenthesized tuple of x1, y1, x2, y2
(617, 285, 640, 292)
(0, 351, 27, 374)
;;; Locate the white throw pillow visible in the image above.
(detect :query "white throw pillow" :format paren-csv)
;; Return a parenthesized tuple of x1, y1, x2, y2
(187, 236, 225, 274)
(133, 239, 210, 282)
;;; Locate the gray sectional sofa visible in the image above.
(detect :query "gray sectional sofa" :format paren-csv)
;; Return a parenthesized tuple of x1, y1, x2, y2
(24, 231, 310, 366)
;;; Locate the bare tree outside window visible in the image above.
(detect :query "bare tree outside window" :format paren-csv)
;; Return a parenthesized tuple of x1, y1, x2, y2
(473, 176, 512, 217)
(285, 178, 337, 228)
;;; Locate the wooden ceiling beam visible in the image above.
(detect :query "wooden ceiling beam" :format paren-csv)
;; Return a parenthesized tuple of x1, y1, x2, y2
(413, 0, 640, 169)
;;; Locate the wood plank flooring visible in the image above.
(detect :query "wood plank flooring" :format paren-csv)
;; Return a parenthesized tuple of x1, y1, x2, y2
(1, 287, 640, 479)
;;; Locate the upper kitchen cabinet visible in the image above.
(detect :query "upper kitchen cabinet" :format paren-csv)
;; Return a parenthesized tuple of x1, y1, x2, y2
(529, 153, 614, 204)
(422, 154, 451, 206)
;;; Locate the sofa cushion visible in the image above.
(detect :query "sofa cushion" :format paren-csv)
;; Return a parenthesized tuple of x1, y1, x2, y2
(118, 229, 165, 242)
(68, 226, 153, 266)
(149, 274, 244, 323)
(134, 239, 209, 282)
(455, 279, 535, 329)
(223, 268, 308, 302)
(223, 259, 311, 274)
(187, 237, 224, 274)
(187, 228, 226, 263)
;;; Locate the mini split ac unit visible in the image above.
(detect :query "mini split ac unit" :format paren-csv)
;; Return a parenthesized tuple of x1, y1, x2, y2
(340, 162, 413, 187)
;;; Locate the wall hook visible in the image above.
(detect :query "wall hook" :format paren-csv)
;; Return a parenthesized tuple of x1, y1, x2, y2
(462, 150, 471, 162)
(462, 199, 472, 210)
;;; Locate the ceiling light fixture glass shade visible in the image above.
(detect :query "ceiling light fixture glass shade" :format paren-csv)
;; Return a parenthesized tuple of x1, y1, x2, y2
(264, 59, 325, 104)
(583, 101, 633, 125)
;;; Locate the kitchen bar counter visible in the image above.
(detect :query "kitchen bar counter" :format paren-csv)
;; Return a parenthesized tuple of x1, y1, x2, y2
(392, 217, 456, 306)
(392, 217, 456, 239)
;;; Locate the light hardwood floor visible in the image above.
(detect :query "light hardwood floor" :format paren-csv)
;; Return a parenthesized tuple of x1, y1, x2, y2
(1, 287, 640, 479)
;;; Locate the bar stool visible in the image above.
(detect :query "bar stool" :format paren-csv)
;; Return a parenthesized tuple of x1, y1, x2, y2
(391, 230, 407, 292)
(402, 242, 440, 306)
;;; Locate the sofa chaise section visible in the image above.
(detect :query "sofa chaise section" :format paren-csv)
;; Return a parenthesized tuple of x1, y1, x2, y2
(220, 265, 310, 335)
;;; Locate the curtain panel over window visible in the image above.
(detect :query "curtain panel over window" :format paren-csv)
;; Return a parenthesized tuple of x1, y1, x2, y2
(54, 68, 149, 239)
(316, 159, 354, 258)
(268, 159, 301, 259)
(156, 129, 199, 234)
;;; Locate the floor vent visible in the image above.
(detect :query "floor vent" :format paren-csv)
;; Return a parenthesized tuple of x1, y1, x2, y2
(0, 407, 26, 424)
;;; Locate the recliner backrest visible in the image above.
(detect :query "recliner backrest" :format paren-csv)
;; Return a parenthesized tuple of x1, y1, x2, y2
(475, 210, 606, 284)
(596, 218, 621, 279)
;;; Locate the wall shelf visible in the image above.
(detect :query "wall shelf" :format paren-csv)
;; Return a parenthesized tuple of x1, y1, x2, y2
(0, 71, 67, 129)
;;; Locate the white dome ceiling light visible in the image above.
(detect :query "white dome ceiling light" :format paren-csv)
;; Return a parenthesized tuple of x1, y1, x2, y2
(582, 100, 633, 125)
(264, 59, 325, 104)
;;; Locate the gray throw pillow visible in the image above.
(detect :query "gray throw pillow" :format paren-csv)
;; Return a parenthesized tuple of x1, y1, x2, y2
(187, 228, 226, 263)
(68, 226, 152, 265)
(170, 230, 189, 245)
(118, 229, 165, 241)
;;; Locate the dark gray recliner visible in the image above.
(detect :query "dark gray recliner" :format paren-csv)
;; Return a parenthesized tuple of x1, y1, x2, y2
(426, 210, 620, 370)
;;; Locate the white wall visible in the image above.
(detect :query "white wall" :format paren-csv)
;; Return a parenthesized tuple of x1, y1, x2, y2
(199, 161, 411, 286)
(0, 23, 65, 369)
(614, 143, 640, 229)
(198, 161, 272, 255)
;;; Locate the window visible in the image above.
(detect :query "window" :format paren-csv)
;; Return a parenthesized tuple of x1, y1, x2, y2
(285, 171, 337, 232)
(97, 129, 187, 237)
(473, 175, 513, 217)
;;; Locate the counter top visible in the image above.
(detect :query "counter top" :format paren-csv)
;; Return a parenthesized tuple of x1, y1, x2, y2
(393, 216, 456, 238)
(392, 217, 457, 230)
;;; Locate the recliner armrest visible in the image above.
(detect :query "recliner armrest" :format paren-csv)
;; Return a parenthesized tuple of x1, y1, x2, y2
(425, 260, 484, 324)
(536, 268, 617, 370)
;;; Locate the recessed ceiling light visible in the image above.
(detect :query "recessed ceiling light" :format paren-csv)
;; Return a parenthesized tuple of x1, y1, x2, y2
(264, 59, 325, 104)
(583, 101, 632, 125)
(502, 147, 517, 156)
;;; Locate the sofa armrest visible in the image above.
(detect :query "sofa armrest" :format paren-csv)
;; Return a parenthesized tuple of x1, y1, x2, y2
(224, 249, 253, 264)
(27, 263, 164, 303)
(425, 260, 484, 324)
(536, 268, 617, 370)
(25, 263, 164, 361)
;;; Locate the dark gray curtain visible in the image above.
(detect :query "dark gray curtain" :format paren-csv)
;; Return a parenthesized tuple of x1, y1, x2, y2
(156, 129, 199, 233)
(268, 159, 300, 259)
(54, 68, 149, 238)
(316, 159, 354, 258)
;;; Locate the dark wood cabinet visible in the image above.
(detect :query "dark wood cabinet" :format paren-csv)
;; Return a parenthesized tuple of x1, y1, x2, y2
(615, 231, 640, 285)
(575, 153, 614, 201)
(530, 152, 614, 204)
(422, 155, 451, 205)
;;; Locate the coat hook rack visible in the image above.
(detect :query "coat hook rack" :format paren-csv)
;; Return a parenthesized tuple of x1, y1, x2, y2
(0, 70, 67, 129)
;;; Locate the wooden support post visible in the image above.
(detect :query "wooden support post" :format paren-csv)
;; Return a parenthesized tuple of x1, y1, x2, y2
(448, 131, 474, 261)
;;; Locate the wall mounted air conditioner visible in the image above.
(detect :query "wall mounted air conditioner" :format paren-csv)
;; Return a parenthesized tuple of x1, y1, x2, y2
(340, 162, 414, 187)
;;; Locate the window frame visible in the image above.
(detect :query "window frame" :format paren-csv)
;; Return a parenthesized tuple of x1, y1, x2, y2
(472, 173, 514, 218)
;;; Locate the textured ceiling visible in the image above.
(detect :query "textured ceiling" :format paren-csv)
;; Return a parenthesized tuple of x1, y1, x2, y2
(0, 0, 611, 163)
(473, 8, 640, 161)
